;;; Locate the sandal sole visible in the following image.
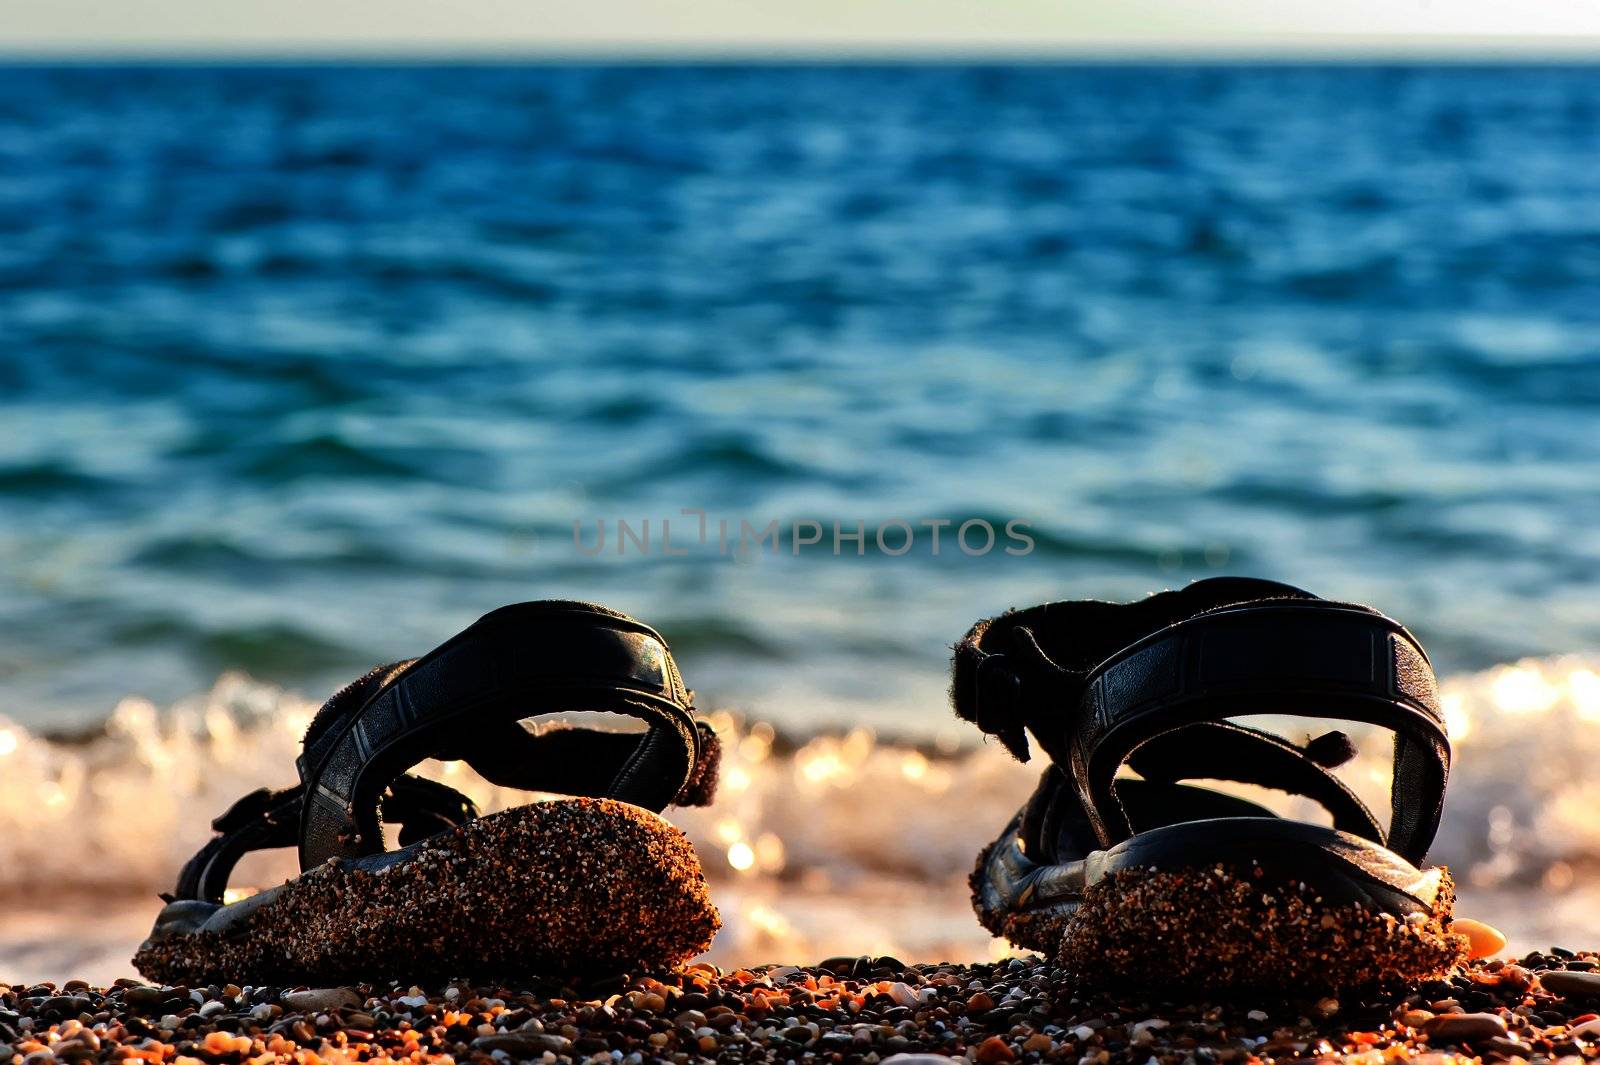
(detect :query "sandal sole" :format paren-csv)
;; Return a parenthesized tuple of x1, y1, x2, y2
(972, 817, 1469, 990)
(134, 797, 719, 985)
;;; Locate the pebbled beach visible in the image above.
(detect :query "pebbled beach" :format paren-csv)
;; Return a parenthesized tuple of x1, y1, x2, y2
(7, 952, 1600, 1065)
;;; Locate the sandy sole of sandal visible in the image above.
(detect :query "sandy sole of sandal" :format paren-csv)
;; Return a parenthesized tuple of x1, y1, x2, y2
(133, 797, 719, 986)
(972, 843, 1468, 990)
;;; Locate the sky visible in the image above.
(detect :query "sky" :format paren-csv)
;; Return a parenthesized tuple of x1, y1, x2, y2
(3, 0, 1600, 57)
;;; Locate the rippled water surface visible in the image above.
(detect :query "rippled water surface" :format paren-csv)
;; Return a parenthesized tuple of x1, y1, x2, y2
(2, 63, 1599, 730)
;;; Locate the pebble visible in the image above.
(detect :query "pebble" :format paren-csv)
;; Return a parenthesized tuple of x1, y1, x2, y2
(976, 1035, 1017, 1062)
(886, 982, 919, 1007)
(281, 987, 362, 1012)
(1454, 918, 1508, 959)
(1544, 971, 1600, 999)
(7, 951, 1600, 1065)
(1422, 1012, 1509, 1043)
(119, 986, 166, 1009)
(472, 1032, 574, 1055)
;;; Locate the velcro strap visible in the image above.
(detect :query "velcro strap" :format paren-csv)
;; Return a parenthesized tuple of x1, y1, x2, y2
(952, 577, 1317, 766)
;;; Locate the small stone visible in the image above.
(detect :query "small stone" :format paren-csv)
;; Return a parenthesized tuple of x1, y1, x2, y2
(196, 1001, 225, 1017)
(1453, 918, 1508, 959)
(1023, 1033, 1053, 1053)
(1246, 1010, 1268, 1023)
(1541, 971, 1600, 999)
(281, 988, 361, 1013)
(201, 1032, 248, 1056)
(881, 1057, 957, 1065)
(472, 1033, 574, 1056)
(1399, 1009, 1436, 1028)
(1498, 964, 1533, 992)
(886, 983, 919, 1008)
(967, 992, 995, 1014)
(1483, 1037, 1527, 1057)
(121, 987, 166, 1009)
(975, 1035, 1016, 1063)
(1310, 997, 1340, 1020)
(1422, 1012, 1509, 1044)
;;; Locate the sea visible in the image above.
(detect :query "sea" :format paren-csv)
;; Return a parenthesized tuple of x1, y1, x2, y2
(1, 62, 1598, 983)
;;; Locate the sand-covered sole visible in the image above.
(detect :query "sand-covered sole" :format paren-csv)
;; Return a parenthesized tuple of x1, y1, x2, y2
(973, 840, 1468, 990)
(134, 798, 719, 985)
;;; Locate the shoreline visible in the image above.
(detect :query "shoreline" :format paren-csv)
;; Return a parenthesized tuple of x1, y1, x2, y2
(6, 952, 1600, 1064)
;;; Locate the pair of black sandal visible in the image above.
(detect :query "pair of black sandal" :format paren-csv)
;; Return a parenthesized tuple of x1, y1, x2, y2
(139, 578, 1465, 990)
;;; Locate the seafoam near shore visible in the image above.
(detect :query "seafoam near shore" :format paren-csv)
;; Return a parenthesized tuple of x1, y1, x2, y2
(3, 654, 1600, 986)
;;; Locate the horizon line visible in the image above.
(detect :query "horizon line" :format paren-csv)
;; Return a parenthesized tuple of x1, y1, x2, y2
(3, 34, 1600, 64)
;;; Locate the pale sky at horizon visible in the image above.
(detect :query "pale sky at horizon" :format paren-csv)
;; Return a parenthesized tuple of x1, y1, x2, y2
(4, 0, 1600, 56)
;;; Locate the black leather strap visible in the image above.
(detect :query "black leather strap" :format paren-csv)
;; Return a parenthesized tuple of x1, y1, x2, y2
(295, 601, 704, 868)
(1127, 720, 1384, 843)
(454, 719, 722, 808)
(168, 600, 716, 902)
(171, 775, 479, 904)
(951, 578, 1450, 865)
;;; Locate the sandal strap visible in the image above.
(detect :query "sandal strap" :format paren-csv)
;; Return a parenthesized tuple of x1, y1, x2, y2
(295, 601, 705, 869)
(1125, 720, 1384, 843)
(169, 774, 479, 904)
(450, 719, 722, 808)
(951, 578, 1450, 865)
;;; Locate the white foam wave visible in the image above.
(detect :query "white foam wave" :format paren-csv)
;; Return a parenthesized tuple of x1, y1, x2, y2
(0, 654, 1596, 978)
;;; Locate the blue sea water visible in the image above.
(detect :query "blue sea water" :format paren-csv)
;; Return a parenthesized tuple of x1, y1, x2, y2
(2, 62, 1599, 732)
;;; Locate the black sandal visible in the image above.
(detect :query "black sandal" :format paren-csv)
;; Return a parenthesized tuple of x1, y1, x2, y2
(954, 577, 1464, 989)
(135, 601, 722, 985)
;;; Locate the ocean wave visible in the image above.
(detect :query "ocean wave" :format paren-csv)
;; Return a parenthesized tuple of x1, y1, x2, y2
(1, 653, 1597, 903)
